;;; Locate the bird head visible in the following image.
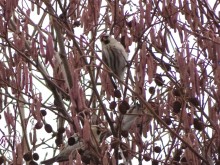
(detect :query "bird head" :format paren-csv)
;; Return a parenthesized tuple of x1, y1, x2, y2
(91, 125, 111, 144)
(100, 34, 111, 44)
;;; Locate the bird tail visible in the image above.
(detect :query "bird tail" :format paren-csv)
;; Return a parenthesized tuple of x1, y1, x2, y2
(40, 156, 57, 165)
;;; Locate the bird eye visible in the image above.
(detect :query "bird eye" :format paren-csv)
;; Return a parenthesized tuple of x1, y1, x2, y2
(68, 136, 76, 146)
(101, 35, 110, 44)
(96, 127, 101, 135)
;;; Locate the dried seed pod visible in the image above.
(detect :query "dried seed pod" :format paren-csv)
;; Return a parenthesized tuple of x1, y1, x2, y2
(35, 121, 43, 129)
(161, 62, 171, 71)
(172, 88, 181, 96)
(154, 75, 164, 86)
(149, 87, 155, 95)
(55, 134, 63, 146)
(152, 159, 159, 165)
(143, 153, 151, 161)
(32, 153, 39, 161)
(110, 101, 117, 109)
(193, 118, 204, 131)
(40, 110, 47, 116)
(114, 89, 122, 98)
(188, 97, 200, 107)
(73, 20, 81, 27)
(44, 124, 53, 133)
(23, 152, 32, 161)
(172, 101, 181, 113)
(153, 146, 161, 153)
(163, 117, 172, 125)
(57, 127, 65, 134)
(121, 130, 128, 138)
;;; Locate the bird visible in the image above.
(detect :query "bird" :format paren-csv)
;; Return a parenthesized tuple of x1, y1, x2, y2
(121, 104, 142, 131)
(121, 104, 152, 131)
(100, 34, 128, 82)
(41, 125, 111, 165)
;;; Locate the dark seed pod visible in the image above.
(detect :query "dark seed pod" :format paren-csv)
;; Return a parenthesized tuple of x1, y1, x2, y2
(119, 100, 130, 114)
(32, 153, 39, 161)
(193, 118, 204, 131)
(57, 127, 65, 134)
(121, 130, 128, 138)
(40, 110, 47, 116)
(143, 153, 151, 161)
(149, 87, 155, 95)
(55, 134, 63, 146)
(188, 97, 200, 107)
(35, 121, 43, 129)
(154, 75, 164, 86)
(172, 88, 181, 96)
(23, 152, 32, 161)
(152, 159, 159, 165)
(163, 117, 172, 125)
(154, 146, 161, 153)
(73, 20, 81, 27)
(126, 20, 132, 28)
(161, 62, 171, 71)
(114, 89, 122, 98)
(110, 101, 117, 109)
(172, 101, 182, 113)
(44, 124, 53, 133)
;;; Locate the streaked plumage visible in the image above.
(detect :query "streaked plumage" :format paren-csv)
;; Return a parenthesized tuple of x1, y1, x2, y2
(121, 104, 152, 131)
(100, 34, 128, 81)
(121, 105, 142, 131)
(41, 125, 111, 165)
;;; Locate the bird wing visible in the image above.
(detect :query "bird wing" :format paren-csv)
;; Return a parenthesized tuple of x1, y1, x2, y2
(121, 105, 142, 131)
(102, 44, 127, 79)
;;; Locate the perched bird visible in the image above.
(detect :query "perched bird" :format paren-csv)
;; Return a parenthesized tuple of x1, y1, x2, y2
(121, 104, 142, 131)
(121, 104, 152, 131)
(41, 125, 111, 165)
(100, 34, 128, 82)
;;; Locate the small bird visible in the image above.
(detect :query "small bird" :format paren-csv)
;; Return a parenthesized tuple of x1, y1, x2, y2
(100, 34, 128, 82)
(41, 125, 111, 165)
(121, 104, 142, 131)
(121, 104, 152, 131)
